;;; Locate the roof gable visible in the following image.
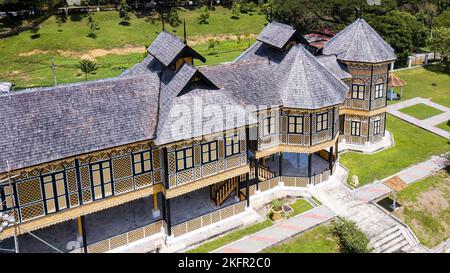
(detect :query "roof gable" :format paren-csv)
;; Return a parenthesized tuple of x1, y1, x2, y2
(257, 21, 308, 49)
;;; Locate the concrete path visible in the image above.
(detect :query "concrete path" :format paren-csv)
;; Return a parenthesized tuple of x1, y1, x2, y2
(352, 154, 448, 202)
(388, 97, 450, 139)
(212, 205, 335, 253)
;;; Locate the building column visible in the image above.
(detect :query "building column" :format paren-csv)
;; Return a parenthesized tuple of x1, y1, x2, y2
(152, 192, 161, 218)
(245, 173, 250, 207)
(329, 147, 334, 175)
(255, 158, 259, 190)
(165, 198, 172, 237)
(308, 153, 312, 184)
(278, 152, 282, 177)
(335, 140, 339, 160)
(77, 216, 88, 253)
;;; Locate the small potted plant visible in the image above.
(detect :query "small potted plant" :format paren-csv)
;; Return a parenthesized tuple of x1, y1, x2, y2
(270, 199, 284, 222)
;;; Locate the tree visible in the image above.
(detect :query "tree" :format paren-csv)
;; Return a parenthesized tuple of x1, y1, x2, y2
(167, 8, 181, 27)
(197, 7, 210, 24)
(428, 27, 450, 68)
(118, 0, 131, 26)
(87, 14, 100, 39)
(331, 218, 372, 253)
(78, 59, 98, 81)
(231, 0, 240, 19)
(435, 9, 450, 28)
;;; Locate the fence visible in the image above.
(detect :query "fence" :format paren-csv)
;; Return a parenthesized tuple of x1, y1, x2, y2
(170, 200, 246, 237)
(82, 219, 165, 253)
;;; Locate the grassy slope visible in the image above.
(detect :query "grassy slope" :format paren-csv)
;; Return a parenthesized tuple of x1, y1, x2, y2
(399, 103, 444, 120)
(392, 67, 450, 108)
(340, 114, 449, 186)
(395, 170, 450, 248)
(0, 7, 266, 88)
(436, 120, 450, 133)
(262, 225, 339, 253)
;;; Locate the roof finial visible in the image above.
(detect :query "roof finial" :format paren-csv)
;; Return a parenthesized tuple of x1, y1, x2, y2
(183, 19, 187, 44)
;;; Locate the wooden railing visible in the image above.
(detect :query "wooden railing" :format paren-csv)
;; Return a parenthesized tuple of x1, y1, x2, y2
(249, 161, 276, 181)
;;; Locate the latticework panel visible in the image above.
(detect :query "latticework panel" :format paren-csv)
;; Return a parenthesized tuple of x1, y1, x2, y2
(114, 178, 133, 194)
(20, 202, 45, 221)
(153, 170, 162, 184)
(218, 140, 224, 158)
(177, 170, 194, 185)
(211, 210, 221, 223)
(144, 221, 162, 237)
(249, 185, 257, 196)
(171, 223, 188, 237)
(186, 217, 202, 232)
(169, 175, 176, 188)
(69, 193, 80, 207)
(112, 157, 132, 180)
(109, 234, 128, 250)
(296, 177, 309, 187)
(202, 162, 217, 177)
(234, 201, 246, 214)
(135, 173, 152, 189)
(288, 134, 303, 145)
(168, 153, 176, 174)
(201, 214, 212, 226)
(220, 205, 234, 219)
(226, 156, 240, 169)
(80, 166, 90, 189)
(82, 189, 92, 204)
(218, 160, 225, 172)
(282, 176, 296, 187)
(259, 180, 270, 192)
(194, 146, 201, 166)
(128, 228, 145, 243)
(66, 169, 78, 193)
(17, 178, 42, 206)
(87, 241, 110, 253)
(152, 149, 161, 169)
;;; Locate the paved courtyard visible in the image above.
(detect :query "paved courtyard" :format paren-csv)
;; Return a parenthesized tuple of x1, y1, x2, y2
(388, 97, 450, 139)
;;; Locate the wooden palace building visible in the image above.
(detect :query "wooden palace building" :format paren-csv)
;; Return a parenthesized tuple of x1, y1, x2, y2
(0, 19, 396, 253)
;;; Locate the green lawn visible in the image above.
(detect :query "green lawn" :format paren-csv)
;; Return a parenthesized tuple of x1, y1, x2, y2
(262, 224, 339, 253)
(392, 67, 450, 108)
(394, 170, 450, 248)
(436, 120, 450, 133)
(186, 219, 272, 253)
(399, 103, 444, 120)
(340, 114, 449, 186)
(0, 7, 266, 88)
(289, 199, 314, 217)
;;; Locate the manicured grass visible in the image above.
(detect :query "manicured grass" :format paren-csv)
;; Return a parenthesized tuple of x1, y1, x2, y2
(340, 114, 449, 186)
(399, 103, 444, 120)
(186, 220, 273, 253)
(289, 199, 314, 217)
(262, 224, 339, 253)
(436, 120, 450, 133)
(393, 170, 450, 248)
(392, 67, 450, 108)
(0, 7, 266, 88)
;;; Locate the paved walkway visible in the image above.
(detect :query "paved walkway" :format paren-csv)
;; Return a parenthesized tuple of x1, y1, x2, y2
(352, 154, 448, 202)
(388, 97, 450, 139)
(212, 205, 335, 253)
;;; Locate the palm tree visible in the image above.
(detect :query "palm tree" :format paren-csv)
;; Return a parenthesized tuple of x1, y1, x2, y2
(78, 59, 98, 81)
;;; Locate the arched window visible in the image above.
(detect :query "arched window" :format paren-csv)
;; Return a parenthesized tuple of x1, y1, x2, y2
(374, 78, 384, 99)
(351, 79, 365, 100)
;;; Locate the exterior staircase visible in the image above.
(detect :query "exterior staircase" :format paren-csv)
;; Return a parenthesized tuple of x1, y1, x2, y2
(370, 225, 418, 253)
(212, 177, 239, 206)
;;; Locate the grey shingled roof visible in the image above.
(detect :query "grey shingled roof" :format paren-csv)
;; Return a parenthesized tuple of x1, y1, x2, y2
(0, 75, 161, 172)
(323, 18, 396, 63)
(257, 22, 297, 49)
(147, 31, 205, 67)
(316, 55, 352, 79)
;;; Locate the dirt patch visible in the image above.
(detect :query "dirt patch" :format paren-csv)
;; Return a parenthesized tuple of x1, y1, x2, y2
(415, 188, 449, 217)
(19, 45, 146, 60)
(188, 33, 257, 45)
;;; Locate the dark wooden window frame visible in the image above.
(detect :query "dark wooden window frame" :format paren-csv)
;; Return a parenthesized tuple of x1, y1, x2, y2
(374, 119, 381, 135)
(374, 78, 384, 99)
(132, 150, 153, 176)
(352, 80, 365, 100)
(201, 141, 218, 164)
(89, 160, 114, 201)
(316, 112, 328, 132)
(288, 115, 304, 134)
(41, 171, 69, 214)
(262, 116, 275, 136)
(225, 134, 240, 157)
(351, 121, 361, 136)
(0, 184, 14, 212)
(175, 147, 194, 172)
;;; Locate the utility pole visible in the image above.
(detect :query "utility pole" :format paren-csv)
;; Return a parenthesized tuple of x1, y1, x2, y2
(51, 57, 57, 86)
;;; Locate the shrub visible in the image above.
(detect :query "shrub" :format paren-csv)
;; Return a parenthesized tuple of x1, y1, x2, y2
(231, 1, 240, 19)
(271, 199, 284, 211)
(197, 7, 210, 24)
(331, 218, 372, 253)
